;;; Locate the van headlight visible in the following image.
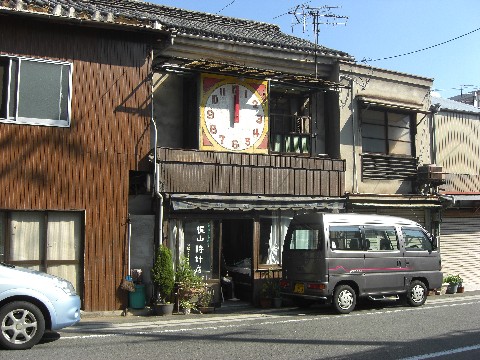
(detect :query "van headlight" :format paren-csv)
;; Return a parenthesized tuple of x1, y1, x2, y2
(55, 279, 77, 296)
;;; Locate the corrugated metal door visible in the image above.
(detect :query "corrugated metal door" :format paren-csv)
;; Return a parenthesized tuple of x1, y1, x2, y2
(440, 217, 480, 291)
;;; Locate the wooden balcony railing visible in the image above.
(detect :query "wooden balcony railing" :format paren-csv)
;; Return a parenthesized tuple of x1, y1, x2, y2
(156, 147, 345, 197)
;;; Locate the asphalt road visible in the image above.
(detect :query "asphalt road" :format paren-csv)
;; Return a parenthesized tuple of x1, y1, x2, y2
(2, 293, 480, 360)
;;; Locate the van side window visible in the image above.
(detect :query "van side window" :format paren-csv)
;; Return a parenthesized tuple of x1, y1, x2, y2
(363, 227, 398, 251)
(287, 227, 322, 250)
(329, 226, 362, 251)
(402, 228, 433, 251)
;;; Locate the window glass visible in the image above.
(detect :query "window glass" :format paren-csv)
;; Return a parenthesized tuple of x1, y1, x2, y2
(10, 212, 45, 266)
(18, 60, 69, 121)
(329, 226, 362, 251)
(363, 227, 398, 251)
(402, 228, 433, 251)
(361, 108, 412, 156)
(0, 212, 4, 262)
(287, 228, 321, 250)
(0, 59, 7, 117)
(5, 211, 83, 293)
(0, 56, 71, 126)
(389, 140, 412, 155)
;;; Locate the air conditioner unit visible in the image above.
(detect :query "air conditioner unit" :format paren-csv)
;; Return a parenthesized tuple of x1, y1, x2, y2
(417, 164, 445, 184)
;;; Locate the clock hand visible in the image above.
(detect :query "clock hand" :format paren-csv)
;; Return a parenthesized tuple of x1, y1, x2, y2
(234, 84, 240, 124)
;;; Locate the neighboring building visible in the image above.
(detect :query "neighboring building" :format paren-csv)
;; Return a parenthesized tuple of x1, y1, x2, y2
(336, 62, 442, 234)
(449, 90, 480, 108)
(430, 96, 480, 291)
(0, 0, 165, 311)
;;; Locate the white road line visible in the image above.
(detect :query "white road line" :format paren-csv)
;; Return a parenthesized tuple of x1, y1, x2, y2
(58, 298, 480, 341)
(399, 344, 480, 360)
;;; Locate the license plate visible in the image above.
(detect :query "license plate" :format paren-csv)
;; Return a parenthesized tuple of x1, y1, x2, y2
(294, 283, 305, 294)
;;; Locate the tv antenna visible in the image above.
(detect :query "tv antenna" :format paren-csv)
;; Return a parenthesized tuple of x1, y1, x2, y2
(277, 3, 348, 78)
(452, 84, 475, 97)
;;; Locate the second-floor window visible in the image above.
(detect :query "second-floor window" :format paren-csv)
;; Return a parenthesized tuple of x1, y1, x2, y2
(269, 92, 312, 155)
(361, 108, 413, 156)
(0, 56, 72, 127)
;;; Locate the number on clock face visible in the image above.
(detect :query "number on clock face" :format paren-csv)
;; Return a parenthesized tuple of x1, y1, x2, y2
(204, 84, 265, 151)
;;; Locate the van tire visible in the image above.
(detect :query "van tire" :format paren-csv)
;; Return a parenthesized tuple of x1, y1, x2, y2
(0, 301, 45, 350)
(406, 280, 427, 307)
(333, 285, 356, 314)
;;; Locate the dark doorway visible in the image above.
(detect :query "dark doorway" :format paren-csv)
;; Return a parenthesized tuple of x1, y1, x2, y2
(221, 219, 253, 301)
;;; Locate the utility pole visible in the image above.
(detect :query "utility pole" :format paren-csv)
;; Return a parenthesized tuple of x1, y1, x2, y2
(286, 4, 348, 78)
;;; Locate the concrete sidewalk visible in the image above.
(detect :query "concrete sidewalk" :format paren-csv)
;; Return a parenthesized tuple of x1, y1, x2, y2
(78, 290, 480, 326)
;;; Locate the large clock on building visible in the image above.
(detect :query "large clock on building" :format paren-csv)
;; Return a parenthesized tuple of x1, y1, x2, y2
(200, 74, 269, 153)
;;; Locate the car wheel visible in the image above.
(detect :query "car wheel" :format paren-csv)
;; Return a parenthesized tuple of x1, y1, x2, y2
(406, 280, 427, 307)
(0, 301, 45, 350)
(333, 284, 356, 314)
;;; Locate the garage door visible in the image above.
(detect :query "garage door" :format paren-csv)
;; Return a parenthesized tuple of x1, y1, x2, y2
(440, 217, 480, 291)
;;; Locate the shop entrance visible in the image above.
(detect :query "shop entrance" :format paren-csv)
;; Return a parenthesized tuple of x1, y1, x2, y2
(221, 219, 254, 301)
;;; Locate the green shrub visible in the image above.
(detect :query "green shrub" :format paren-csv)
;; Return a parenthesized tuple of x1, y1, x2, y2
(443, 274, 463, 284)
(151, 245, 175, 303)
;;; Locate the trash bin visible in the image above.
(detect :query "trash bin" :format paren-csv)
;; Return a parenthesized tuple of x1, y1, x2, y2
(128, 284, 146, 309)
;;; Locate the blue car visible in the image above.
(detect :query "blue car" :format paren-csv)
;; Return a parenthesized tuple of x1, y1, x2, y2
(0, 262, 81, 350)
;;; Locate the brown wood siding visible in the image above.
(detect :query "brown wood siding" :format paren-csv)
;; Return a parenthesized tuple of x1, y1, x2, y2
(157, 148, 345, 196)
(0, 18, 152, 311)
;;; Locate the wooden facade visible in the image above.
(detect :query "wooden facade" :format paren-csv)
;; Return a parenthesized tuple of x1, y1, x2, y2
(157, 148, 345, 197)
(0, 17, 153, 311)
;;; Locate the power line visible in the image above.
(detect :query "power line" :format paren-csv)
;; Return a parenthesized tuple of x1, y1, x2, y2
(216, 0, 236, 14)
(362, 26, 480, 63)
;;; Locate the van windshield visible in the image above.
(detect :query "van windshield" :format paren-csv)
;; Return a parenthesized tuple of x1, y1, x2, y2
(285, 224, 323, 250)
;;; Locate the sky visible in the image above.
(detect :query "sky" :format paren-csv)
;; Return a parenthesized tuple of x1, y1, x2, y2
(148, 0, 480, 99)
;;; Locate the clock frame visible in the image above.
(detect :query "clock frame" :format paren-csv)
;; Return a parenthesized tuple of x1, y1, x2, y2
(199, 74, 269, 153)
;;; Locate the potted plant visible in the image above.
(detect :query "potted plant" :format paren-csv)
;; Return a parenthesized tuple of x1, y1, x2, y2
(151, 244, 175, 315)
(443, 274, 462, 294)
(259, 269, 278, 308)
(175, 256, 203, 314)
(197, 285, 214, 313)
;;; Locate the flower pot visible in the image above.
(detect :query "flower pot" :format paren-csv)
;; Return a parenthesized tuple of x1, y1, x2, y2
(273, 297, 282, 308)
(446, 283, 458, 294)
(457, 286, 465, 293)
(259, 297, 272, 308)
(153, 303, 174, 316)
(199, 306, 215, 314)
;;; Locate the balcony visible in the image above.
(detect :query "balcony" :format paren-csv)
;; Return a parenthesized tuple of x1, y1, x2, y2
(156, 147, 345, 197)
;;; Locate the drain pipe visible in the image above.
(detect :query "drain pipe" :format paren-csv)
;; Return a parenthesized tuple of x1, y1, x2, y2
(342, 75, 357, 193)
(150, 49, 163, 247)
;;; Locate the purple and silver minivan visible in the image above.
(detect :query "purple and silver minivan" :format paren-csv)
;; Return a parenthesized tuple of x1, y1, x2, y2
(280, 213, 443, 314)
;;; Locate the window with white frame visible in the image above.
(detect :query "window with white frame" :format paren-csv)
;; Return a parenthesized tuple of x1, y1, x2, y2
(0, 56, 72, 127)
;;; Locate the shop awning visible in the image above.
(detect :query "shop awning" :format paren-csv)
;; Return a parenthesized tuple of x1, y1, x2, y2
(346, 194, 442, 208)
(169, 194, 345, 212)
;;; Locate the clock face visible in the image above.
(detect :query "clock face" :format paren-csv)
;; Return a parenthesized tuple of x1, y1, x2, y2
(200, 76, 268, 153)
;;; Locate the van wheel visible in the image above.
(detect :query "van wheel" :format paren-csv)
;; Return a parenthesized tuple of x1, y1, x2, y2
(406, 280, 427, 307)
(333, 285, 356, 314)
(0, 301, 45, 350)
